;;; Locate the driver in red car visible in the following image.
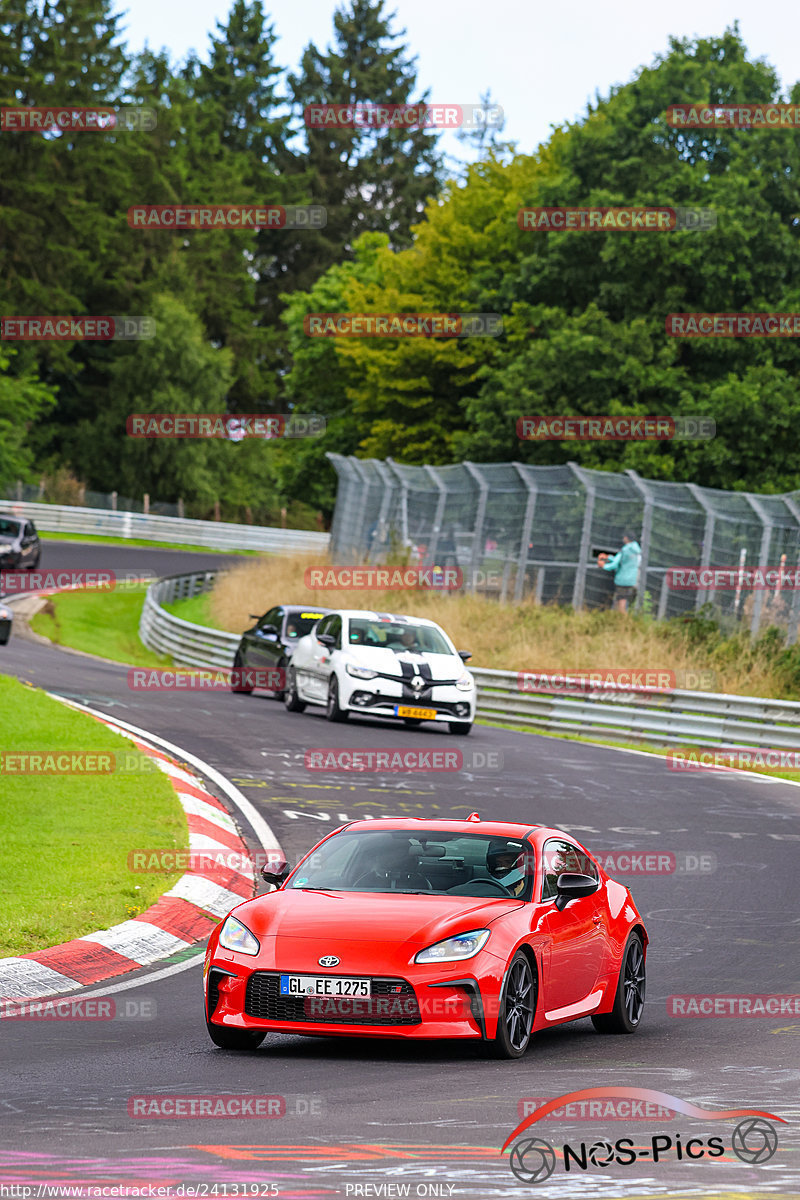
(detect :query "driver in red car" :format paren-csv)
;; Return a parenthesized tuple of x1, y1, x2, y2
(486, 840, 527, 897)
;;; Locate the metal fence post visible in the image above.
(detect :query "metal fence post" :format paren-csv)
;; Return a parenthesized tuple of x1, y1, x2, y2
(463, 462, 489, 593)
(385, 458, 409, 549)
(624, 469, 651, 612)
(744, 495, 774, 637)
(424, 465, 449, 565)
(568, 464, 594, 610)
(512, 464, 538, 603)
(686, 484, 715, 610)
(371, 460, 398, 561)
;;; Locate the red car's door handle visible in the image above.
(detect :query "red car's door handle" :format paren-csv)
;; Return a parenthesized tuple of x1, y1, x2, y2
(592, 915, 602, 925)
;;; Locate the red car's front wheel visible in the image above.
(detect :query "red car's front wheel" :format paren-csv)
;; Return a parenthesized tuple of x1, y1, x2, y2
(206, 1020, 265, 1051)
(489, 951, 536, 1059)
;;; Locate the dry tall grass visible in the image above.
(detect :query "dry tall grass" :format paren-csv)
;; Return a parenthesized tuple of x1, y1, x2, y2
(209, 554, 792, 697)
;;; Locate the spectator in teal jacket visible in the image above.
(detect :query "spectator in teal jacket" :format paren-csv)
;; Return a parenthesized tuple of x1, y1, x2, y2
(602, 531, 642, 613)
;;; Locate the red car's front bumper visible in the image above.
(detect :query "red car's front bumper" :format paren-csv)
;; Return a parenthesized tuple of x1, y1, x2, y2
(205, 949, 508, 1041)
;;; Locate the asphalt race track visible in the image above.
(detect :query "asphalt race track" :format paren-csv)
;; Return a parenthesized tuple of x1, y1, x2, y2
(1, 542, 799, 1197)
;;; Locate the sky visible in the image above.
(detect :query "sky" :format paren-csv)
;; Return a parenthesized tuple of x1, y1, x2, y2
(114, 0, 800, 166)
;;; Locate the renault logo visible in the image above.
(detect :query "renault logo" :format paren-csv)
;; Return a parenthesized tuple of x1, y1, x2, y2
(411, 676, 425, 690)
(318, 955, 340, 967)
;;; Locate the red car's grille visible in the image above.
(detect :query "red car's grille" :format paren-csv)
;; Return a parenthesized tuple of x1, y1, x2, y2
(244, 973, 421, 1026)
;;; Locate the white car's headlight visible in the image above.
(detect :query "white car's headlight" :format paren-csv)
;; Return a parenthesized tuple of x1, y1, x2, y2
(218, 915, 260, 956)
(415, 929, 490, 963)
(346, 664, 378, 679)
(456, 672, 474, 691)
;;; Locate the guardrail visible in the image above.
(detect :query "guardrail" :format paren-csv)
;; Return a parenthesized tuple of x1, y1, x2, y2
(0, 500, 330, 555)
(138, 571, 800, 749)
(140, 572, 239, 671)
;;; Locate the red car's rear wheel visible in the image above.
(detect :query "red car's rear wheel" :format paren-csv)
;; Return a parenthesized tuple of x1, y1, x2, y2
(592, 932, 646, 1034)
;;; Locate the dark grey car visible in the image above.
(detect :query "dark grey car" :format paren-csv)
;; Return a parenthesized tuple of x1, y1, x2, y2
(0, 516, 41, 570)
(0, 601, 12, 644)
(231, 604, 331, 697)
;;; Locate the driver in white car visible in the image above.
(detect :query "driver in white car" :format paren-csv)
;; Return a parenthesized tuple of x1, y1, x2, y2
(398, 627, 422, 652)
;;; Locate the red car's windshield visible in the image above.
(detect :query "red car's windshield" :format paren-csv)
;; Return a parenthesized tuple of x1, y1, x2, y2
(289, 829, 533, 899)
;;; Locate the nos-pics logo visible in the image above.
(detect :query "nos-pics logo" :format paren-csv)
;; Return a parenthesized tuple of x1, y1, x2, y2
(503, 1088, 783, 1183)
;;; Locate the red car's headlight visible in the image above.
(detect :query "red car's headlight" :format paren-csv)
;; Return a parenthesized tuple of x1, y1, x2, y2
(415, 929, 490, 963)
(218, 915, 260, 956)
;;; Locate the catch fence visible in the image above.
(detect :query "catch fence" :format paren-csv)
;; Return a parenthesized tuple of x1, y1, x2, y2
(327, 455, 800, 641)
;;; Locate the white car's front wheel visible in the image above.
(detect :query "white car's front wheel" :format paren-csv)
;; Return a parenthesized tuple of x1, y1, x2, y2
(448, 721, 472, 735)
(283, 667, 307, 712)
(326, 677, 349, 722)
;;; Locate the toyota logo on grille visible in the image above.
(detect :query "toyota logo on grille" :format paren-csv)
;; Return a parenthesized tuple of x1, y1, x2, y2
(318, 955, 340, 967)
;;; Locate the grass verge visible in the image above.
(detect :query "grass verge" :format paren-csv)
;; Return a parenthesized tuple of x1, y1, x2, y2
(29, 583, 173, 668)
(207, 553, 800, 700)
(162, 592, 216, 627)
(41, 533, 257, 554)
(0, 674, 187, 956)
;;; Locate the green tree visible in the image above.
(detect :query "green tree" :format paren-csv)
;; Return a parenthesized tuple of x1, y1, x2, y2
(0, 348, 57, 489)
(66, 294, 233, 505)
(280, 27, 800, 498)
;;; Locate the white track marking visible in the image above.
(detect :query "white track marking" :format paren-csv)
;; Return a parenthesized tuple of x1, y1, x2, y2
(0, 959, 78, 1000)
(165, 874, 248, 917)
(79, 921, 192, 964)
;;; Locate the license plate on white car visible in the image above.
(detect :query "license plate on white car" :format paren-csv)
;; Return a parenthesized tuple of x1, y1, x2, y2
(395, 705, 437, 719)
(279, 975, 371, 997)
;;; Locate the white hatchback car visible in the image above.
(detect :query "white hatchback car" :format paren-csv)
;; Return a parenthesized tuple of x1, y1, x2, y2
(284, 609, 476, 734)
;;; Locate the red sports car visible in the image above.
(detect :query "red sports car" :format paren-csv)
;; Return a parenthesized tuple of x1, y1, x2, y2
(204, 815, 648, 1058)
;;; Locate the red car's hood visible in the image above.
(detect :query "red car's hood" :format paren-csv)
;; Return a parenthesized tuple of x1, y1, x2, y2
(236, 889, 521, 953)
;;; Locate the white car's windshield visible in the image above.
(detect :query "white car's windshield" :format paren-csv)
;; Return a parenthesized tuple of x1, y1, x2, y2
(289, 830, 532, 898)
(347, 619, 451, 655)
